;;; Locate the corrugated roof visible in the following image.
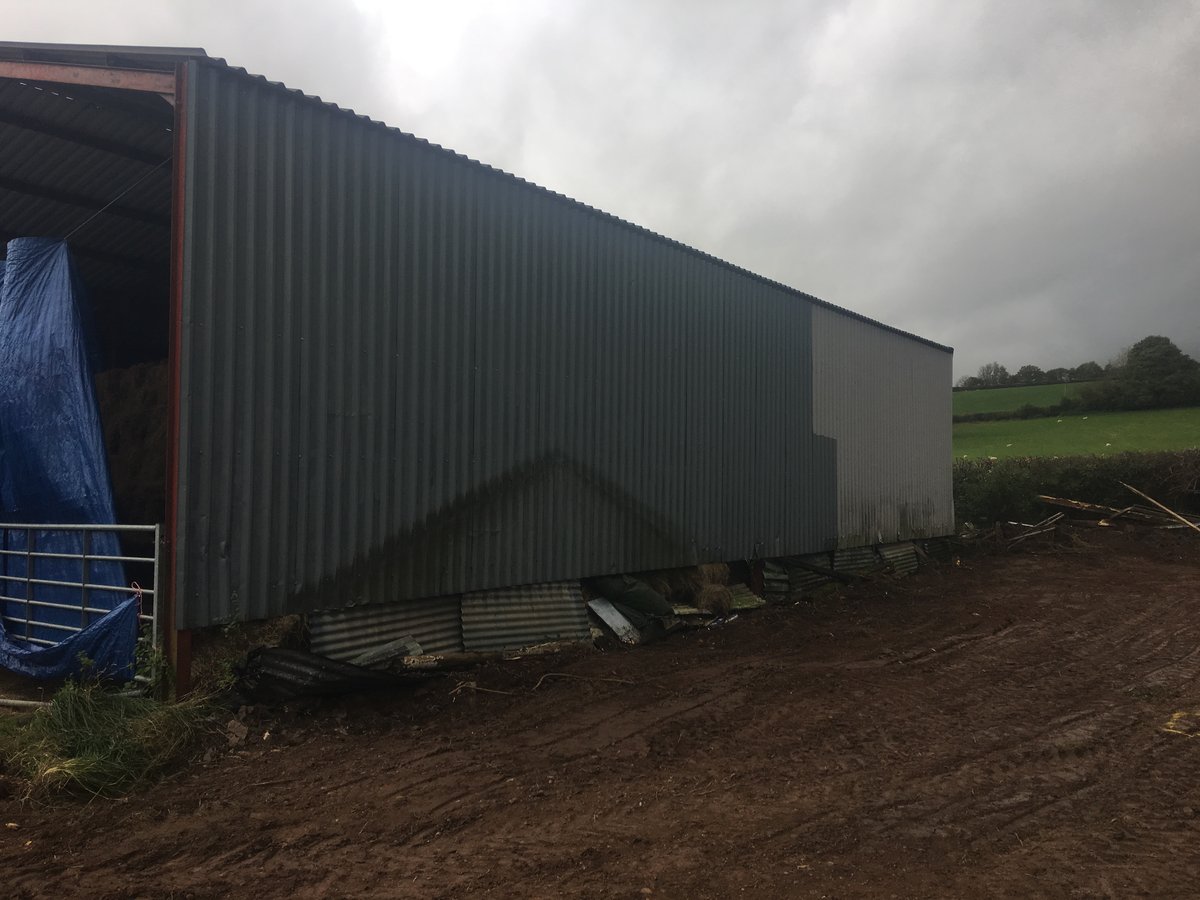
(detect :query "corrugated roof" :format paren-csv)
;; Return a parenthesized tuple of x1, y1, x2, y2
(0, 69, 172, 296)
(0, 41, 952, 354)
(0, 47, 174, 366)
(0, 42, 205, 69)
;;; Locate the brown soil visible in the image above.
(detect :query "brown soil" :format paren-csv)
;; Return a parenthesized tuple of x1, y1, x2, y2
(3, 530, 1200, 898)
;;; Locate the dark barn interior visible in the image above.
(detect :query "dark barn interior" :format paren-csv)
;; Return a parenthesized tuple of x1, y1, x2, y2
(0, 55, 175, 531)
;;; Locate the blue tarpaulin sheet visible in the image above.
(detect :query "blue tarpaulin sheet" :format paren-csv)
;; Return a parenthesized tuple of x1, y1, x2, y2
(0, 597, 137, 681)
(0, 238, 133, 681)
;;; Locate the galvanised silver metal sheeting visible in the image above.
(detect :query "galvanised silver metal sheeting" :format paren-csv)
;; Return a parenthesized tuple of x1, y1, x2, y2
(171, 59, 951, 628)
(811, 305, 955, 548)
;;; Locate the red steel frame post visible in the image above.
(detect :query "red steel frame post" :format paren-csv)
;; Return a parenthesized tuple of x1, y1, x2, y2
(165, 60, 192, 696)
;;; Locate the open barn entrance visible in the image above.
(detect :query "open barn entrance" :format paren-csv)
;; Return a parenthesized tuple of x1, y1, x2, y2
(0, 59, 176, 608)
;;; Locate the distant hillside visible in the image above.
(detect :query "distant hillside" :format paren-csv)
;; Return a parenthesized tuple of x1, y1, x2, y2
(952, 382, 1098, 416)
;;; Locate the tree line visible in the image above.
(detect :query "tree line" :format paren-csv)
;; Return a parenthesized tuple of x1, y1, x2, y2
(954, 336, 1200, 421)
(956, 360, 1103, 391)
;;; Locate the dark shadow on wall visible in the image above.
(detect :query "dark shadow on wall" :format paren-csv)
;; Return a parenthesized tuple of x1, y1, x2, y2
(286, 429, 838, 620)
(290, 449, 696, 616)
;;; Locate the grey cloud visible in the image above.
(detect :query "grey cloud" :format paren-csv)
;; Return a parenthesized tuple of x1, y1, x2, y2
(6, 0, 1200, 374)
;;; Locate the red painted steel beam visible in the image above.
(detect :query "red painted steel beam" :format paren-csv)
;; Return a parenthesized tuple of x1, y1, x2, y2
(0, 60, 175, 97)
(165, 60, 189, 696)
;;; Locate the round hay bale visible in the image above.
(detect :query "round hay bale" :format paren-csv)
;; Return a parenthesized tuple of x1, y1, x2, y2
(696, 584, 733, 616)
(698, 562, 730, 586)
(644, 575, 675, 602)
(635, 568, 704, 603)
(672, 568, 705, 600)
(95, 361, 169, 525)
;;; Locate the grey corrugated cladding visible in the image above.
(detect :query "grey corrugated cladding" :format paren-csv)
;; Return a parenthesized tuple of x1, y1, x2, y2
(461, 583, 590, 652)
(811, 305, 955, 546)
(172, 59, 951, 629)
(308, 593, 462, 660)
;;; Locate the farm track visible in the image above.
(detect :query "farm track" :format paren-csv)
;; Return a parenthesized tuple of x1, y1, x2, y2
(3, 530, 1199, 898)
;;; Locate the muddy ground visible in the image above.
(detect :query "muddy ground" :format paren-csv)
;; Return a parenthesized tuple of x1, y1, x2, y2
(3, 530, 1199, 898)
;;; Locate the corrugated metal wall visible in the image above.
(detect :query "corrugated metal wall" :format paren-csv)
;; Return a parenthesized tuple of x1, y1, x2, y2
(811, 305, 955, 546)
(461, 582, 589, 652)
(308, 593, 462, 660)
(174, 60, 949, 629)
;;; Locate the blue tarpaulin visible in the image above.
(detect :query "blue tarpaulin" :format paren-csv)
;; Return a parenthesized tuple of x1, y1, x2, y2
(0, 238, 133, 681)
(0, 597, 137, 681)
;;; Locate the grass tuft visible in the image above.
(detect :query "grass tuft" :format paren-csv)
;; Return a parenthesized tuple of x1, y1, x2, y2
(0, 681, 213, 798)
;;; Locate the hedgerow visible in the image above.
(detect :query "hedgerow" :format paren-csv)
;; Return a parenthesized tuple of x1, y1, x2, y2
(953, 450, 1200, 526)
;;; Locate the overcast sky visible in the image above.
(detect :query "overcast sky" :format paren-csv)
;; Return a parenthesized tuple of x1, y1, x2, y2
(8, 0, 1200, 377)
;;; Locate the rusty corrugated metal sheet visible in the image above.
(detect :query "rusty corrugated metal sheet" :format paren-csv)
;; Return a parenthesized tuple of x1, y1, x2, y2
(308, 593, 463, 661)
(878, 542, 919, 577)
(833, 545, 880, 574)
(918, 536, 957, 563)
(762, 560, 790, 599)
(785, 554, 835, 594)
(461, 582, 589, 652)
(811, 305, 955, 547)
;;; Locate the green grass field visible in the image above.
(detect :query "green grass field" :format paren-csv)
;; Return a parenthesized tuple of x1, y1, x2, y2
(953, 407, 1200, 459)
(952, 382, 1095, 415)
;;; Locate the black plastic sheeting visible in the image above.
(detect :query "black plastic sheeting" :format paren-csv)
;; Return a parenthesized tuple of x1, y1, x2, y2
(0, 238, 132, 680)
(236, 647, 404, 703)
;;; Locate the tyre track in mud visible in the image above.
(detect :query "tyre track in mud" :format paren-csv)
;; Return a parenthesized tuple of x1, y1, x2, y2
(4, 533, 1200, 898)
(737, 553, 1200, 898)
